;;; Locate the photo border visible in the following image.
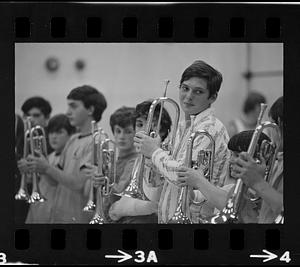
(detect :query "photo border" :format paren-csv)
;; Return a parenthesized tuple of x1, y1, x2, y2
(0, 2, 299, 265)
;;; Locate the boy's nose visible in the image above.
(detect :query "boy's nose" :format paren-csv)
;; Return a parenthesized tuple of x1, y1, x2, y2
(119, 132, 126, 139)
(185, 90, 193, 101)
(66, 109, 72, 117)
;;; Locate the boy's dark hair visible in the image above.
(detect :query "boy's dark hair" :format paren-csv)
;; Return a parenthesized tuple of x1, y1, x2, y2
(67, 85, 107, 122)
(243, 91, 266, 114)
(47, 114, 76, 135)
(228, 130, 271, 158)
(135, 100, 172, 142)
(110, 106, 136, 133)
(180, 60, 223, 98)
(268, 96, 283, 127)
(21, 96, 52, 118)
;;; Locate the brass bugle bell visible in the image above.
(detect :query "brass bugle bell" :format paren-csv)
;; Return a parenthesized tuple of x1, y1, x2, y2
(274, 211, 284, 224)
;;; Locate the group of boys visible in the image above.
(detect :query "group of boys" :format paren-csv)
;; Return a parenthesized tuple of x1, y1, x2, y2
(15, 60, 284, 224)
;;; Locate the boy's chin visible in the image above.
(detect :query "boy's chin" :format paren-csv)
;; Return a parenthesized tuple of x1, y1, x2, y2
(50, 146, 58, 151)
(118, 145, 130, 151)
(69, 121, 77, 127)
(182, 106, 196, 115)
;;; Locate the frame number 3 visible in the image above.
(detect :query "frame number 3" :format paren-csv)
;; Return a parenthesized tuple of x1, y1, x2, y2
(0, 252, 7, 264)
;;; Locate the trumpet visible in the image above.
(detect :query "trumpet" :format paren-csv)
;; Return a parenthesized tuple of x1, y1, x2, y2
(15, 117, 32, 201)
(210, 104, 281, 224)
(123, 94, 180, 201)
(247, 137, 280, 202)
(83, 121, 109, 212)
(168, 116, 216, 224)
(27, 125, 48, 203)
(192, 130, 215, 183)
(90, 138, 117, 224)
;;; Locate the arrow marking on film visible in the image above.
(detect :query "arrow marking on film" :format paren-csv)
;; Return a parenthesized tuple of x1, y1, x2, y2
(105, 250, 132, 263)
(250, 249, 278, 262)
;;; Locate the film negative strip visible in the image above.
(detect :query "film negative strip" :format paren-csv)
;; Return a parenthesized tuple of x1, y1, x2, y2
(1, 2, 299, 265)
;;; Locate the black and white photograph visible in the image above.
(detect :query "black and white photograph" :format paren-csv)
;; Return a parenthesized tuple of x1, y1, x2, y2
(2, 1, 300, 265)
(14, 42, 283, 225)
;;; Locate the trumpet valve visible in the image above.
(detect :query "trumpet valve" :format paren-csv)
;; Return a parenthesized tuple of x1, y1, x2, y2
(101, 176, 111, 196)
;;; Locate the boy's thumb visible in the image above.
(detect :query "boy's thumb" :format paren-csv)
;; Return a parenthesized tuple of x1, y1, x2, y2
(34, 149, 43, 157)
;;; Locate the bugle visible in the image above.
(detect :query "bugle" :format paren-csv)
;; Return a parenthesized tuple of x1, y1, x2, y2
(210, 103, 281, 224)
(167, 116, 216, 224)
(247, 137, 280, 202)
(27, 125, 48, 203)
(90, 138, 117, 224)
(123, 80, 179, 200)
(123, 94, 180, 201)
(15, 117, 32, 201)
(83, 121, 109, 212)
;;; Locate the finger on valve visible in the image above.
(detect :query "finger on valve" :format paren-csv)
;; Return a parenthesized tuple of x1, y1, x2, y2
(93, 175, 106, 188)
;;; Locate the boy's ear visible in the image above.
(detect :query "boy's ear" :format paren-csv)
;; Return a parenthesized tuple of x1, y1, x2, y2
(208, 93, 217, 104)
(87, 105, 95, 116)
(278, 117, 283, 133)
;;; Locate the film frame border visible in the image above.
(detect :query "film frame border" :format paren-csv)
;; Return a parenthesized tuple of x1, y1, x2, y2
(1, 2, 299, 265)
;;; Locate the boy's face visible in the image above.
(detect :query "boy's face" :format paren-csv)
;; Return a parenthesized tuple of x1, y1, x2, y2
(49, 128, 70, 153)
(135, 116, 158, 135)
(135, 116, 163, 148)
(179, 77, 216, 117)
(113, 125, 135, 151)
(25, 107, 48, 127)
(268, 117, 283, 151)
(66, 99, 91, 128)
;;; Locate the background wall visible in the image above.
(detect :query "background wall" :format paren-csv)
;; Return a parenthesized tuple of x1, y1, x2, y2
(15, 43, 283, 138)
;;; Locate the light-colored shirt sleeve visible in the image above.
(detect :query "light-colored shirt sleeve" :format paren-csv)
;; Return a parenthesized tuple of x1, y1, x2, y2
(151, 148, 182, 183)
